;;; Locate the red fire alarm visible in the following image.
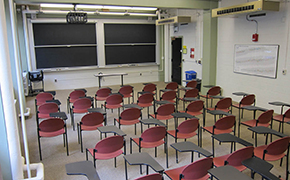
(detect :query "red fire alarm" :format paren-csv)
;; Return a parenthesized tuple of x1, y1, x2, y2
(190, 48, 194, 58)
(252, 33, 259, 42)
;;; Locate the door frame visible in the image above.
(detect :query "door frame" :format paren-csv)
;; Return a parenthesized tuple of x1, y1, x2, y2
(170, 36, 183, 84)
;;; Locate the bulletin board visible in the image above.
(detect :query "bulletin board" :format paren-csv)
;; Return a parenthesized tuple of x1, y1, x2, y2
(234, 44, 279, 79)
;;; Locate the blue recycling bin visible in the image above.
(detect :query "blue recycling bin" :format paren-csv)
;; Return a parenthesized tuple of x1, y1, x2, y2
(185, 70, 197, 81)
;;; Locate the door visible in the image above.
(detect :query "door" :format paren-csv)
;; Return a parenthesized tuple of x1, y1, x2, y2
(171, 37, 182, 85)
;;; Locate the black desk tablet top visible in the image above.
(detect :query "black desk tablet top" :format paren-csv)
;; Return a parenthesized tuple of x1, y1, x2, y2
(123, 152, 164, 173)
(212, 133, 253, 147)
(268, 101, 290, 107)
(155, 100, 174, 105)
(207, 110, 232, 116)
(46, 99, 61, 105)
(49, 112, 67, 120)
(242, 106, 268, 112)
(139, 118, 166, 127)
(182, 97, 199, 101)
(97, 126, 126, 137)
(208, 165, 253, 180)
(170, 142, 212, 157)
(65, 161, 100, 180)
(210, 95, 224, 99)
(87, 108, 106, 115)
(203, 85, 214, 88)
(242, 157, 280, 180)
(180, 87, 193, 90)
(232, 92, 249, 96)
(123, 104, 142, 110)
(248, 126, 288, 138)
(171, 112, 196, 119)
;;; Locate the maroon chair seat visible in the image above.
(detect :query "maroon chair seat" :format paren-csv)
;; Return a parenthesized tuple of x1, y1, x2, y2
(95, 87, 112, 107)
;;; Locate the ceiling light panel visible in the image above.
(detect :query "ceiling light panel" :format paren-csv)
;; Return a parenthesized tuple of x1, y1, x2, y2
(40, 4, 74, 8)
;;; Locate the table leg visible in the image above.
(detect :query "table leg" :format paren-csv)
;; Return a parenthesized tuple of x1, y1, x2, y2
(191, 151, 194, 163)
(146, 165, 149, 175)
(98, 77, 102, 88)
(121, 75, 124, 86)
(175, 150, 178, 163)
(124, 160, 128, 180)
(212, 137, 215, 157)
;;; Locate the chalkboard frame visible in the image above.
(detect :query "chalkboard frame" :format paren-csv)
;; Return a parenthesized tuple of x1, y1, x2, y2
(233, 44, 279, 79)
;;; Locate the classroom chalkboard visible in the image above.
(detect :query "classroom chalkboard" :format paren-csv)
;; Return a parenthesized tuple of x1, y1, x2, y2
(234, 44, 279, 78)
(32, 22, 156, 69)
(33, 23, 97, 69)
(104, 24, 156, 65)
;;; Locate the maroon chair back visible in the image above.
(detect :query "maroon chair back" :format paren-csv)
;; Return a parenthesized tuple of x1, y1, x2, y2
(38, 102, 59, 114)
(69, 90, 86, 100)
(186, 100, 204, 113)
(240, 94, 255, 106)
(215, 115, 235, 130)
(143, 83, 156, 93)
(95, 135, 124, 153)
(207, 86, 221, 96)
(226, 146, 254, 167)
(134, 173, 162, 180)
(257, 110, 274, 124)
(36, 92, 53, 105)
(141, 126, 166, 143)
(73, 98, 92, 110)
(121, 108, 141, 120)
(157, 103, 175, 116)
(96, 88, 111, 98)
(181, 157, 213, 179)
(119, 85, 133, 96)
(184, 88, 199, 98)
(284, 108, 290, 118)
(216, 97, 232, 110)
(165, 82, 178, 90)
(186, 80, 197, 88)
(106, 94, 123, 105)
(178, 118, 199, 134)
(81, 112, 104, 126)
(161, 90, 176, 101)
(265, 137, 290, 156)
(138, 93, 154, 104)
(39, 118, 64, 132)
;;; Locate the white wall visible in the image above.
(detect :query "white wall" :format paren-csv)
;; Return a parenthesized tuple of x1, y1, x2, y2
(216, 0, 290, 113)
(168, 9, 203, 86)
(43, 65, 159, 90)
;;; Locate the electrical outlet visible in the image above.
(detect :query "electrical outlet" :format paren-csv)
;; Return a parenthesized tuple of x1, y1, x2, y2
(140, 73, 142, 76)
(282, 69, 287, 75)
(54, 78, 57, 82)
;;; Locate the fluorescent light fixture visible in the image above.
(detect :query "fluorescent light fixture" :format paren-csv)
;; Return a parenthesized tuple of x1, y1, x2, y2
(40, 4, 74, 8)
(98, 12, 126, 15)
(40, 10, 70, 14)
(39, 10, 95, 15)
(129, 13, 157, 17)
(76, 4, 157, 11)
(76, 4, 103, 9)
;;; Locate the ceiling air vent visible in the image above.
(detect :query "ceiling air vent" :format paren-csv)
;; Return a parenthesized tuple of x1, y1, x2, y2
(212, 0, 279, 18)
(156, 16, 191, 25)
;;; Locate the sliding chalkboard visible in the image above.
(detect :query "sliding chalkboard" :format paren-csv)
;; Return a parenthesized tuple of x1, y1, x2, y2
(33, 23, 97, 69)
(104, 24, 156, 65)
(234, 44, 279, 78)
